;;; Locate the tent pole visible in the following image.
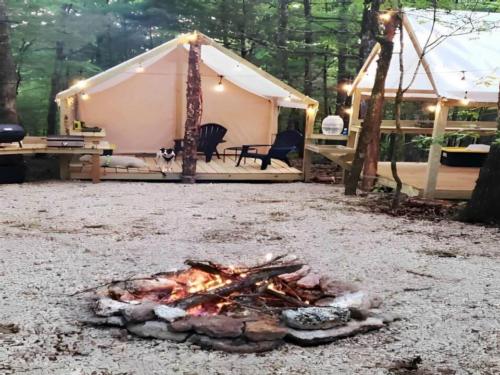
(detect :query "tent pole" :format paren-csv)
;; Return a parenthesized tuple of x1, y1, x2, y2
(424, 99, 449, 198)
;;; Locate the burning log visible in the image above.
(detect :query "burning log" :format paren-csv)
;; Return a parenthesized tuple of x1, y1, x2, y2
(170, 263, 303, 310)
(82, 255, 392, 353)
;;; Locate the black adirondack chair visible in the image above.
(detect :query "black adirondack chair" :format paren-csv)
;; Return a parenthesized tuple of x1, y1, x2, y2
(236, 130, 303, 170)
(198, 123, 227, 162)
(175, 123, 227, 162)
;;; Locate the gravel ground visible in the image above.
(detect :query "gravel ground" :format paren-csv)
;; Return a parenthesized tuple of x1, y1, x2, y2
(0, 181, 499, 375)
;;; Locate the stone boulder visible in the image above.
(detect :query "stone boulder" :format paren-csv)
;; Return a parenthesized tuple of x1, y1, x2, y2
(244, 320, 288, 342)
(122, 302, 158, 323)
(154, 305, 187, 322)
(93, 298, 129, 317)
(319, 277, 359, 297)
(189, 334, 283, 353)
(282, 306, 350, 330)
(127, 320, 189, 342)
(170, 316, 244, 338)
(286, 317, 385, 346)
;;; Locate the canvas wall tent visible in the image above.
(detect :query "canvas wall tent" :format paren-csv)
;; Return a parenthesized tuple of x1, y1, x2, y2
(56, 32, 318, 154)
(333, 9, 500, 199)
(350, 9, 500, 103)
(304, 9, 500, 199)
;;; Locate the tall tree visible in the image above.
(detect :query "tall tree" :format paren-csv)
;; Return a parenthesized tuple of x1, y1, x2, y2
(277, 0, 289, 82)
(358, 0, 382, 71)
(461, 83, 500, 225)
(345, 11, 398, 195)
(303, 0, 313, 96)
(182, 36, 203, 183)
(0, 0, 18, 123)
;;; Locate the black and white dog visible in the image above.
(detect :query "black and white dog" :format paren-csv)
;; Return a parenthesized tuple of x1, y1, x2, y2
(156, 148, 176, 175)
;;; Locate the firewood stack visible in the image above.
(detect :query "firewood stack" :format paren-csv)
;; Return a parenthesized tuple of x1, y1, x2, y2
(83, 254, 396, 353)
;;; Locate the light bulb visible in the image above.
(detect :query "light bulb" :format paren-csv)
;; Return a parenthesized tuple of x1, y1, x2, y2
(81, 93, 90, 101)
(343, 83, 353, 93)
(461, 91, 469, 106)
(285, 95, 292, 102)
(215, 83, 224, 92)
(379, 12, 392, 22)
(75, 80, 87, 89)
(136, 64, 145, 73)
(344, 107, 353, 115)
(426, 105, 436, 112)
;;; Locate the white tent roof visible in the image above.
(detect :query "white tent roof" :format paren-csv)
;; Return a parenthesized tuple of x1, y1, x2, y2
(56, 32, 317, 109)
(354, 9, 500, 103)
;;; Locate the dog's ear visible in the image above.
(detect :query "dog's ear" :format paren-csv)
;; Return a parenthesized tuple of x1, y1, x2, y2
(166, 148, 174, 154)
(160, 148, 166, 152)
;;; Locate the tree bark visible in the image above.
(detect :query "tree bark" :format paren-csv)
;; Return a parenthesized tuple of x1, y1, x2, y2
(303, 0, 313, 96)
(47, 41, 65, 135)
(277, 0, 289, 82)
(462, 83, 500, 225)
(0, 0, 18, 124)
(181, 39, 203, 184)
(358, 0, 382, 71)
(334, 0, 351, 124)
(345, 15, 397, 195)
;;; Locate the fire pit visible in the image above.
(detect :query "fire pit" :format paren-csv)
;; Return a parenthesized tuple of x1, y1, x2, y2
(82, 255, 395, 353)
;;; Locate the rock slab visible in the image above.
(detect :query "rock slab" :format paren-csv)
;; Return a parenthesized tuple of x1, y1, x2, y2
(93, 298, 129, 317)
(127, 321, 189, 342)
(282, 306, 350, 330)
(189, 334, 283, 353)
(244, 320, 288, 342)
(122, 302, 158, 323)
(286, 317, 385, 346)
(170, 316, 244, 338)
(154, 305, 187, 322)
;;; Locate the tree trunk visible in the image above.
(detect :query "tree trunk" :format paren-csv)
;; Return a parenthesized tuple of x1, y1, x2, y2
(181, 39, 203, 184)
(220, 0, 230, 48)
(345, 16, 397, 195)
(238, 0, 248, 58)
(303, 0, 313, 96)
(462, 83, 500, 225)
(47, 41, 65, 135)
(358, 0, 382, 71)
(322, 54, 329, 116)
(277, 0, 289, 82)
(334, 0, 351, 122)
(0, 0, 18, 124)
(389, 13, 404, 209)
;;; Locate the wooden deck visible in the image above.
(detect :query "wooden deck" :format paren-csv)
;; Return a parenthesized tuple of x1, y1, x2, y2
(70, 155, 303, 182)
(377, 162, 480, 200)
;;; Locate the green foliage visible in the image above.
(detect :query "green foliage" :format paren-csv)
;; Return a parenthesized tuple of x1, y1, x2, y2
(3, 0, 498, 134)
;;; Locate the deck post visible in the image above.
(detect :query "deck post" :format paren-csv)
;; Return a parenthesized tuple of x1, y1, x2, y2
(424, 99, 449, 198)
(303, 104, 318, 181)
(347, 89, 361, 148)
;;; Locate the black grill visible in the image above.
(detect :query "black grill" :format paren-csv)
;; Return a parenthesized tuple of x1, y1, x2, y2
(0, 124, 26, 147)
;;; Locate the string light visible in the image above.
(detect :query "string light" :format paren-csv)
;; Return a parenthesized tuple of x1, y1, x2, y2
(136, 62, 145, 73)
(344, 107, 353, 115)
(234, 64, 242, 72)
(461, 91, 470, 106)
(74, 80, 87, 89)
(187, 32, 198, 42)
(284, 95, 292, 102)
(307, 105, 317, 116)
(379, 11, 393, 22)
(426, 104, 437, 112)
(81, 92, 90, 101)
(342, 83, 353, 93)
(214, 75, 225, 92)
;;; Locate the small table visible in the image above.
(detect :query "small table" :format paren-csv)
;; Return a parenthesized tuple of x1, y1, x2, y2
(223, 146, 258, 164)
